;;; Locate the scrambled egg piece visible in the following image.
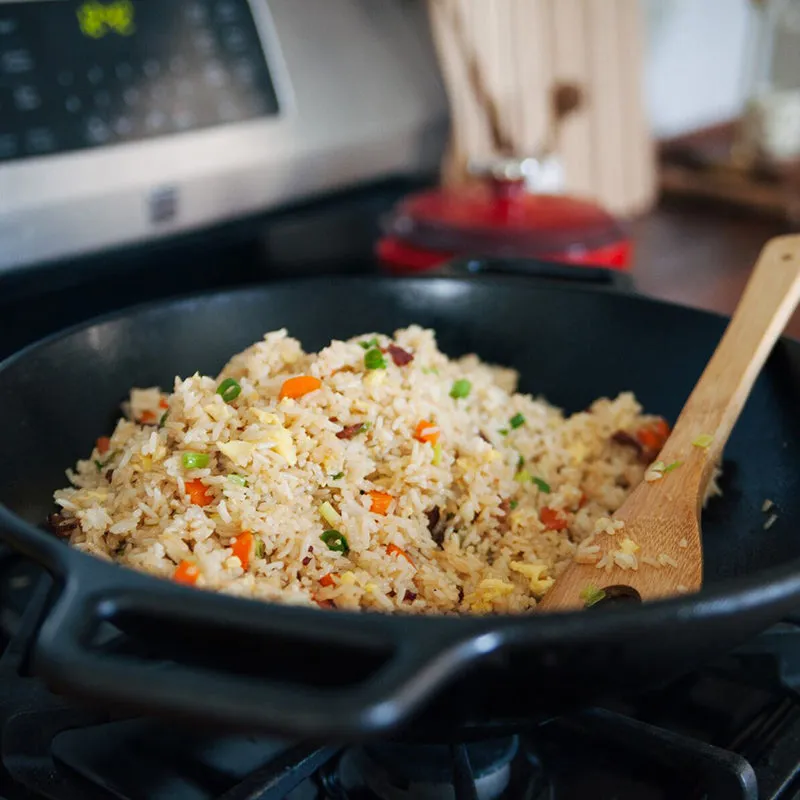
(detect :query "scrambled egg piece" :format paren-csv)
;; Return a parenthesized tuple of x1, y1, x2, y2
(567, 441, 589, 464)
(217, 441, 256, 467)
(466, 578, 515, 613)
(204, 402, 234, 422)
(251, 410, 297, 465)
(364, 370, 385, 387)
(510, 561, 555, 595)
(618, 537, 639, 555)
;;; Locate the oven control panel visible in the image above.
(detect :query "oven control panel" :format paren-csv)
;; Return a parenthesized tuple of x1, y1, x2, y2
(0, 0, 279, 162)
(0, 0, 447, 275)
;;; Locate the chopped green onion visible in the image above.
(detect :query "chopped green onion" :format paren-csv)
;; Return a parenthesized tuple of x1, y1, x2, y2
(359, 337, 379, 350)
(517, 453, 525, 469)
(331, 472, 345, 480)
(94, 451, 119, 472)
(515, 469, 532, 483)
(532, 477, 551, 493)
(580, 584, 606, 608)
(158, 411, 169, 429)
(692, 433, 714, 449)
(364, 348, 387, 370)
(510, 413, 526, 429)
(432, 442, 442, 466)
(498, 428, 509, 436)
(509, 500, 519, 510)
(182, 452, 210, 469)
(652, 460, 666, 473)
(228, 474, 248, 487)
(217, 378, 242, 403)
(664, 460, 683, 473)
(450, 379, 472, 399)
(422, 366, 439, 375)
(254, 538, 266, 559)
(319, 500, 342, 527)
(320, 529, 349, 554)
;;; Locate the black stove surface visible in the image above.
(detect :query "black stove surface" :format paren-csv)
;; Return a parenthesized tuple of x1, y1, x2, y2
(3, 546, 800, 800)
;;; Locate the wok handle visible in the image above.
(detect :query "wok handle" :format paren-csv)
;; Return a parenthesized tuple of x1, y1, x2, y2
(32, 569, 497, 737)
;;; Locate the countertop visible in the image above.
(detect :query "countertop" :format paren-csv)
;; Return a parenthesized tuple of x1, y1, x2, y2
(629, 200, 799, 339)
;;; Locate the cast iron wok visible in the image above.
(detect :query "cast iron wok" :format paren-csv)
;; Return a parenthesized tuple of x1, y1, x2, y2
(1, 274, 799, 740)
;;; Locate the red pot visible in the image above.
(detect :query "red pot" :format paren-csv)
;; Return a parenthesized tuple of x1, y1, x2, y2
(377, 175, 632, 274)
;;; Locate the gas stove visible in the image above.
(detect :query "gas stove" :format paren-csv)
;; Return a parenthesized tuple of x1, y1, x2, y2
(3, 546, 800, 799)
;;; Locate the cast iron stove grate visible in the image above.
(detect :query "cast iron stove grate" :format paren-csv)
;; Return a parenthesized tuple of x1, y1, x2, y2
(2, 545, 800, 800)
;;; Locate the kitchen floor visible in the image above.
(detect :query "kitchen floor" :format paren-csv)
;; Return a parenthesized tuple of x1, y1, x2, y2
(630, 199, 799, 339)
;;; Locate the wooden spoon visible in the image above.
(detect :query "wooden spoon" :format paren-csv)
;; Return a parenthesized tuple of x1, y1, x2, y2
(538, 235, 800, 612)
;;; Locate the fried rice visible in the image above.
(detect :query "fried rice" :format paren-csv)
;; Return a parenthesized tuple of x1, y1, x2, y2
(52, 326, 672, 615)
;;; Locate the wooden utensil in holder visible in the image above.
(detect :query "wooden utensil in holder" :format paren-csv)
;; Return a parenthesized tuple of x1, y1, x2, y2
(426, 0, 657, 217)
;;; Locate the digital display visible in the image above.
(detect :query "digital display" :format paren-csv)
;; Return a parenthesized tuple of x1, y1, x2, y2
(0, 0, 280, 163)
(77, 1, 136, 39)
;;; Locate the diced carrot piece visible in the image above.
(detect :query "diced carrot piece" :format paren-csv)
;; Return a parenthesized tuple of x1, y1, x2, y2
(159, 397, 169, 409)
(414, 419, 440, 445)
(230, 530, 253, 570)
(636, 418, 670, 451)
(386, 543, 415, 566)
(540, 507, 569, 531)
(369, 491, 393, 516)
(96, 436, 111, 455)
(174, 560, 200, 585)
(140, 410, 157, 424)
(319, 573, 336, 587)
(185, 479, 213, 507)
(279, 375, 322, 400)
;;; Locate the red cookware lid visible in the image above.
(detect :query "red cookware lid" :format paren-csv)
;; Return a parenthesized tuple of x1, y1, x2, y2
(383, 171, 625, 259)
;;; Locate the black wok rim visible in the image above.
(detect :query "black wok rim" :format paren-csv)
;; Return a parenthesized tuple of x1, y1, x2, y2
(1, 273, 799, 641)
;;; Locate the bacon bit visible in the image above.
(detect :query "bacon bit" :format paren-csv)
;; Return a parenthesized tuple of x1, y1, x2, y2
(96, 436, 111, 455)
(105, 469, 114, 483)
(369, 491, 393, 515)
(387, 543, 414, 566)
(388, 344, 414, 366)
(612, 430, 643, 455)
(426, 507, 444, 546)
(279, 375, 322, 400)
(184, 479, 213, 507)
(636, 419, 670, 452)
(497, 498, 511, 532)
(403, 590, 417, 602)
(336, 423, 366, 440)
(319, 573, 336, 587)
(159, 398, 169, 409)
(47, 512, 80, 538)
(414, 420, 440, 445)
(540, 507, 569, 531)
(140, 410, 157, 424)
(230, 530, 253, 570)
(302, 556, 312, 566)
(174, 560, 200, 585)
(578, 493, 588, 509)
(315, 598, 335, 609)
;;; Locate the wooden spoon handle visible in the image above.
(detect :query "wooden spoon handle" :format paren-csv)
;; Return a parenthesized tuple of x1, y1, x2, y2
(658, 235, 800, 494)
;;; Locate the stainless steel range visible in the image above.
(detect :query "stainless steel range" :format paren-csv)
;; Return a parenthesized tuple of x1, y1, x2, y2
(0, 0, 447, 273)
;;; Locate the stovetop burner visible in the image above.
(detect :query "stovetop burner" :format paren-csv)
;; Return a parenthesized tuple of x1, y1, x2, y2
(3, 547, 800, 799)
